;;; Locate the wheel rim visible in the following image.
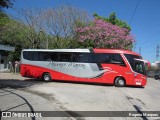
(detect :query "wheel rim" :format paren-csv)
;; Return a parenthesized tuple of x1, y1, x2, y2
(119, 79, 124, 86)
(44, 75, 50, 81)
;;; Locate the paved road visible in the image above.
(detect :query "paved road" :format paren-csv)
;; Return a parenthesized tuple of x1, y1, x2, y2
(0, 73, 160, 120)
(0, 73, 73, 120)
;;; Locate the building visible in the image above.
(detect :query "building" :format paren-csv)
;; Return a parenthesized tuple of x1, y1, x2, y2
(0, 44, 15, 71)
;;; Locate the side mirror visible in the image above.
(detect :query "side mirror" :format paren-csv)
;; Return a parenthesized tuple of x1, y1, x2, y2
(144, 61, 150, 70)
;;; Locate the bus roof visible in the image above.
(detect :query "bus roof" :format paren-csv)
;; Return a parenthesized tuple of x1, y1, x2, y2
(22, 49, 140, 56)
(93, 49, 140, 56)
(22, 49, 90, 53)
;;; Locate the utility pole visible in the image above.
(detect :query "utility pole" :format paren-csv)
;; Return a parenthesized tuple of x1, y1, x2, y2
(156, 44, 159, 61)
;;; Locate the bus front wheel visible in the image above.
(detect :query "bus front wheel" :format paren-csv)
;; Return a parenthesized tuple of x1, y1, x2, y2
(115, 77, 126, 87)
(43, 73, 52, 82)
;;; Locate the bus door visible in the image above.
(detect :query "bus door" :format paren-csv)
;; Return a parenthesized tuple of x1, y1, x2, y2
(133, 60, 147, 85)
(125, 59, 146, 85)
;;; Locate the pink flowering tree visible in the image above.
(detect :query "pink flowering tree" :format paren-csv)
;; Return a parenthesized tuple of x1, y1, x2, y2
(75, 19, 135, 50)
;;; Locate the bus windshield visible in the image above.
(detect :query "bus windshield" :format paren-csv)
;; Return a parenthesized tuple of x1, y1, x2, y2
(124, 54, 146, 75)
(134, 60, 146, 75)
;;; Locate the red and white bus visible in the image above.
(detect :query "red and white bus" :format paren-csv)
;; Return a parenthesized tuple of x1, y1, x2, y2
(20, 49, 150, 87)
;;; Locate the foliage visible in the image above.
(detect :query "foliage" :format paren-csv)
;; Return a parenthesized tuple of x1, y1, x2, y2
(0, 11, 10, 26)
(0, 5, 135, 62)
(0, 12, 10, 41)
(1, 19, 48, 61)
(93, 12, 131, 31)
(42, 5, 89, 48)
(0, 0, 13, 10)
(76, 19, 135, 50)
(0, 12, 44, 61)
(0, 6, 89, 61)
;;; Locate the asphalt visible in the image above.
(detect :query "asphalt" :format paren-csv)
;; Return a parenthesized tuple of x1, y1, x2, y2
(0, 73, 160, 120)
(0, 73, 73, 120)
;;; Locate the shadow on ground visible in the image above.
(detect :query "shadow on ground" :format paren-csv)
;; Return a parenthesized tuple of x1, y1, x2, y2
(0, 77, 145, 89)
(0, 78, 44, 89)
(0, 78, 42, 120)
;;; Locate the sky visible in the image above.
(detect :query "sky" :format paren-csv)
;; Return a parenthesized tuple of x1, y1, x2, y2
(4, 0, 160, 63)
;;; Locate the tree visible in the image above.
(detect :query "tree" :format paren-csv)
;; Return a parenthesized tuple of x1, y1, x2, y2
(109, 12, 116, 25)
(0, 11, 44, 61)
(0, 0, 13, 11)
(0, 5, 90, 61)
(13, 8, 47, 49)
(43, 5, 89, 48)
(75, 19, 135, 50)
(0, 12, 10, 40)
(11, 6, 89, 49)
(0, 20, 26, 61)
(93, 12, 131, 31)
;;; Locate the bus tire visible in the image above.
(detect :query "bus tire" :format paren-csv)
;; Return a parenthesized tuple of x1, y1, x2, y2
(115, 77, 126, 87)
(43, 73, 52, 82)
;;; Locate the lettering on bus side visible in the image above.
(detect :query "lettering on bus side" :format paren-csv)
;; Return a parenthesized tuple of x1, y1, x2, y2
(48, 60, 66, 68)
(48, 60, 86, 69)
(68, 62, 86, 69)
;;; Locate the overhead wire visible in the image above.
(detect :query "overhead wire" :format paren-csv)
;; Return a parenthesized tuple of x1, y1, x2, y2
(129, 0, 141, 25)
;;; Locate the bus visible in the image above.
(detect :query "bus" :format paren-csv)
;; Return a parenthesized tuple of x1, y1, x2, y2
(20, 49, 150, 87)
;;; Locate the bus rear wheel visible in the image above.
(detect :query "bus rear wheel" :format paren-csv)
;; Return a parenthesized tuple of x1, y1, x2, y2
(43, 73, 52, 82)
(115, 77, 126, 87)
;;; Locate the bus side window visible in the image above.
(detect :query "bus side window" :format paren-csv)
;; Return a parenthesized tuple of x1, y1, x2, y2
(110, 54, 125, 66)
(73, 53, 79, 62)
(51, 53, 59, 61)
(73, 53, 92, 63)
(38, 52, 51, 61)
(94, 53, 125, 66)
(59, 53, 72, 62)
(96, 54, 110, 63)
(23, 51, 34, 61)
(44, 52, 51, 61)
